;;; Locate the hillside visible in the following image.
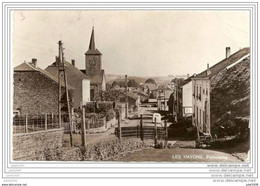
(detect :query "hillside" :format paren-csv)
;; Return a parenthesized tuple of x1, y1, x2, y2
(210, 57, 250, 138)
(106, 74, 187, 86)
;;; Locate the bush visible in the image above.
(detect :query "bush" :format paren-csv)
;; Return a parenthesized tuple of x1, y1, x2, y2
(105, 109, 115, 121)
(85, 113, 105, 128)
(83, 102, 114, 113)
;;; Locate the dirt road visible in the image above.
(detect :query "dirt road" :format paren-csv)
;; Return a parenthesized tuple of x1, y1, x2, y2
(118, 148, 241, 162)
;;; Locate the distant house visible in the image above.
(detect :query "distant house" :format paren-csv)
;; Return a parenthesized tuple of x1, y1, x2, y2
(13, 59, 74, 115)
(45, 59, 90, 109)
(181, 47, 250, 120)
(192, 47, 250, 137)
(157, 87, 173, 111)
(119, 92, 140, 112)
(137, 91, 149, 102)
(180, 80, 193, 117)
(142, 83, 158, 97)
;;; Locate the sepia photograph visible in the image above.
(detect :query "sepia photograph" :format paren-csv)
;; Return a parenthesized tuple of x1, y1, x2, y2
(12, 10, 251, 163)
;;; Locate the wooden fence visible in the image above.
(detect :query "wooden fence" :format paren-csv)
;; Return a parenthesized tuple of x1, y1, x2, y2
(13, 114, 68, 134)
(114, 114, 168, 147)
(114, 126, 166, 139)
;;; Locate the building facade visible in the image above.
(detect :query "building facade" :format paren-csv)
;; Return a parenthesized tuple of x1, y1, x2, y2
(181, 81, 193, 117)
(45, 59, 90, 109)
(13, 60, 74, 115)
(192, 78, 211, 135)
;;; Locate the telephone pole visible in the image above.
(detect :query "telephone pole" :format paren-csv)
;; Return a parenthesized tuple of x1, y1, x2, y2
(58, 40, 73, 147)
(125, 75, 128, 119)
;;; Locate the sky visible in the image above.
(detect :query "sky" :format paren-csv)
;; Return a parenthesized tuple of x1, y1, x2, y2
(12, 10, 250, 77)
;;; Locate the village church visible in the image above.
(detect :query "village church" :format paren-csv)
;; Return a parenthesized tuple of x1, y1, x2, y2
(81, 26, 106, 100)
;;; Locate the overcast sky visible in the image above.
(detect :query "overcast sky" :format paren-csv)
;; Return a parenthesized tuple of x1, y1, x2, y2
(12, 10, 250, 76)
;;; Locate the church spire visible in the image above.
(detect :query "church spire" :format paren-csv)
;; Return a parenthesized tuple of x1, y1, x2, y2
(88, 26, 95, 50)
(85, 26, 102, 55)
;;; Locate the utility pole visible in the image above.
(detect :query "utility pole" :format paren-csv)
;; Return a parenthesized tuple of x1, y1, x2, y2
(176, 79, 179, 122)
(125, 75, 128, 119)
(58, 55, 61, 128)
(58, 40, 73, 147)
(164, 88, 166, 111)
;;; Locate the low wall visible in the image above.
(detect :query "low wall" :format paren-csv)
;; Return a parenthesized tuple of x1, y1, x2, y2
(87, 117, 116, 134)
(13, 128, 64, 160)
(106, 117, 116, 128)
(42, 137, 154, 161)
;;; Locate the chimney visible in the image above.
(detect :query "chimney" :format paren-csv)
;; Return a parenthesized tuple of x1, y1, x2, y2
(206, 63, 211, 76)
(31, 58, 37, 67)
(71, 59, 75, 66)
(55, 56, 59, 66)
(226, 47, 231, 58)
(187, 73, 190, 79)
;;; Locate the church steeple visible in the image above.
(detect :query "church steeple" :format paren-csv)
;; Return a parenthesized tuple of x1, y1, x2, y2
(85, 26, 102, 55)
(89, 26, 95, 50)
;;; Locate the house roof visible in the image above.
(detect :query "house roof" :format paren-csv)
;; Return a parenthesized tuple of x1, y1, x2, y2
(45, 61, 89, 80)
(144, 83, 158, 91)
(181, 47, 250, 87)
(14, 62, 74, 89)
(137, 91, 149, 97)
(85, 27, 102, 55)
(196, 47, 250, 79)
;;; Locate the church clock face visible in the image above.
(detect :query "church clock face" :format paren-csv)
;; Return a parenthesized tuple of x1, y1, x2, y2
(89, 59, 96, 66)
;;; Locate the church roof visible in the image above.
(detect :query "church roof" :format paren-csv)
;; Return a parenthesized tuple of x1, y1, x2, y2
(85, 27, 102, 55)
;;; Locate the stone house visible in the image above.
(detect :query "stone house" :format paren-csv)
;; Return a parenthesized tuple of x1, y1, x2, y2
(45, 59, 90, 109)
(192, 78, 211, 135)
(13, 59, 74, 115)
(181, 47, 250, 120)
(191, 47, 250, 137)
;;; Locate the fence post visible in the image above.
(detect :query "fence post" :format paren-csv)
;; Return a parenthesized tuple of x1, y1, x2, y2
(45, 113, 48, 130)
(164, 120, 168, 148)
(154, 118, 158, 147)
(86, 118, 90, 135)
(71, 108, 74, 132)
(137, 125, 139, 138)
(118, 111, 122, 141)
(81, 108, 87, 148)
(25, 114, 28, 133)
(51, 113, 54, 128)
(140, 115, 143, 141)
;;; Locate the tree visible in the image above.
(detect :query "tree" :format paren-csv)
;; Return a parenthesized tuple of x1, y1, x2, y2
(127, 79, 139, 87)
(112, 81, 120, 88)
(106, 83, 112, 90)
(145, 78, 157, 85)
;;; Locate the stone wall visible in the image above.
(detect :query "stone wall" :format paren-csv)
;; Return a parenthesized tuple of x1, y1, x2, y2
(13, 128, 64, 160)
(13, 71, 73, 115)
(41, 137, 154, 161)
(87, 117, 116, 134)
